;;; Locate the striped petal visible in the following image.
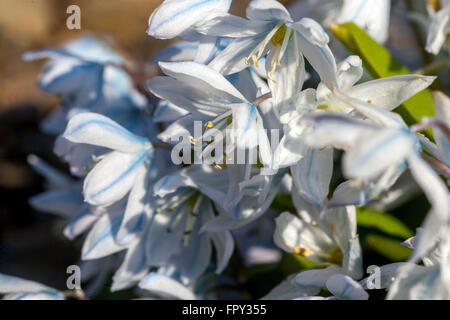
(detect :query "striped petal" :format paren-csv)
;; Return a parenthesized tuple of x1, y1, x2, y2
(274, 212, 334, 263)
(83, 149, 152, 207)
(343, 128, 415, 180)
(291, 146, 333, 206)
(407, 154, 450, 222)
(348, 75, 436, 111)
(433, 91, 450, 166)
(115, 165, 151, 245)
(291, 19, 337, 89)
(62, 113, 149, 153)
(158, 61, 247, 102)
(81, 211, 126, 260)
(208, 35, 267, 75)
(301, 112, 378, 150)
(335, 0, 391, 43)
(426, 7, 450, 54)
(326, 274, 369, 300)
(64, 206, 99, 240)
(269, 36, 306, 123)
(246, 0, 293, 22)
(111, 241, 149, 292)
(0, 274, 56, 294)
(139, 273, 197, 300)
(195, 13, 271, 37)
(209, 230, 234, 274)
(147, 0, 232, 39)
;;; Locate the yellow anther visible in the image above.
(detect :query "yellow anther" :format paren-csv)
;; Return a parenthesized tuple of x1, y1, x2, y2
(252, 54, 259, 68)
(267, 71, 277, 83)
(244, 57, 251, 66)
(204, 121, 214, 129)
(189, 136, 198, 145)
(367, 99, 372, 103)
(293, 247, 310, 257)
(212, 163, 222, 171)
(416, 132, 425, 137)
(330, 224, 336, 236)
(317, 104, 330, 111)
(276, 59, 281, 67)
(319, 146, 328, 151)
(428, 0, 441, 11)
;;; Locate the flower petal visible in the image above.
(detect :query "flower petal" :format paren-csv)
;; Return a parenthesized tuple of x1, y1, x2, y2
(433, 91, 450, 166)
(81, 211, 126, 260)
(195, 12, 271, 37)
(343, 128, 415, 180)
(62, 113, 148, 153)
(208, 35, 267, 75)
(246, 0, 293, 22)
(348, 75, 436, 111)
(147, 0, 232, 39)
(291, 19, 337, 89)
(83, 149, 152, 207)
(326, 274, 369, 300)
(291, 146, 333, 206)
(139, 273, 197, 300)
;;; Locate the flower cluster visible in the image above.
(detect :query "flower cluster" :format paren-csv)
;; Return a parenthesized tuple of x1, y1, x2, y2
(2, 0, 450, 300)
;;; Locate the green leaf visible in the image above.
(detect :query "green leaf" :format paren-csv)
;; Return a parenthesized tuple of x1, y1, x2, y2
(270, 193, 296, 213)
(279, 252, 319, 277)
(357, 207, 414, 239)
(239, 263, 279, 283)
(330, 22, 434, 138)
(364, 234, 412, 262)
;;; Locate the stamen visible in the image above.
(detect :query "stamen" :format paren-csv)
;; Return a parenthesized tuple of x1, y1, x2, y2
(212, 163, 222, 171)
(244, 23, 283, 67)
(252, 54, 260, 68)
(189, 136, 198, 145)
(293, 247, 310, 257)
(204, 121, 214, 129)
(267, 71, 277, 83)
(330, 224, 336, 236)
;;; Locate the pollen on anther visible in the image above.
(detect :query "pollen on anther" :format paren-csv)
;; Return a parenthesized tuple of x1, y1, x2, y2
(204, 121, 214, 129)
(189, 136, 198, 145)
(267, 71, 277, 83)
(252, 54, 259, 68)
(293, 247, 310, 257)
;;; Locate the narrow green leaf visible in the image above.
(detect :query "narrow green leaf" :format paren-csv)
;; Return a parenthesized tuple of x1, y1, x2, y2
(330, 22, 434, 138)
(357, 207, 414, 239)
(279, 252, 319, 276)
(270, 193, 296, 213)
(364, 234, 412, 262)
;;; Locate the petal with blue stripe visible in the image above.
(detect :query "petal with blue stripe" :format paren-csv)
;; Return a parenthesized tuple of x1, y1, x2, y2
(63, 113, 148, 153)
(147, 0, 232, 39)
(83, 148, 152, 207)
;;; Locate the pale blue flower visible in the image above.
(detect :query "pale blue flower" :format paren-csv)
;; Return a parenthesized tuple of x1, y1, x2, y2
(0, 274, 65, 300)
(23, 36, 147, 135)
(425, 2, 450, 54)
(147, 0, 232, 39)
(301, 93, 450, 220)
